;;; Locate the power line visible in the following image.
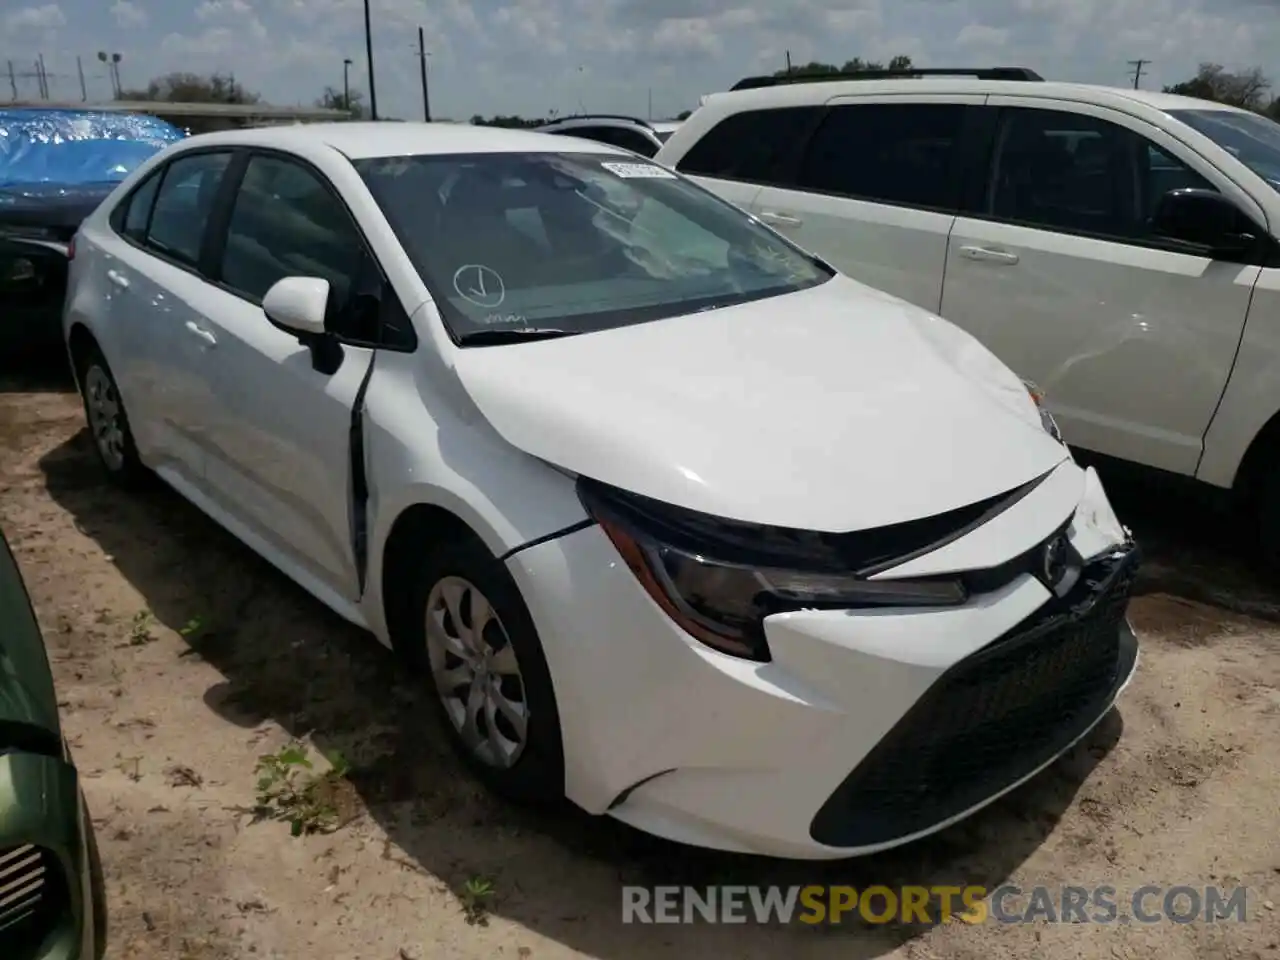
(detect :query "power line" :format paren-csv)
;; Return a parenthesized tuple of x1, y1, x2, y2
(1127, 58, 1151, 89)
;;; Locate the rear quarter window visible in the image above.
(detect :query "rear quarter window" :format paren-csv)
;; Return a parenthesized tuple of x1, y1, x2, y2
(674, 106, 822, 185)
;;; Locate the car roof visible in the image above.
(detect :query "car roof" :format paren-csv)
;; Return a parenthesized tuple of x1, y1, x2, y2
(168, 121, 632, 160)
(700, 78, 1254, 117)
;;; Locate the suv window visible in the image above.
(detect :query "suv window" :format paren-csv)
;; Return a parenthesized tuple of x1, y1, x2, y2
(986, 108, 1218, 240)
(218, 154, 378, 340)
(797, 103, 966, 210)
(121, 169, 162, 240)
(675, 106, 821, 184)
(146, 152, 232, 265)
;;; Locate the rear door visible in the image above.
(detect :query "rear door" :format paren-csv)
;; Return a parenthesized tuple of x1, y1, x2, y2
(940, 98, 1263, 475)
(669, 105, 824, 216)
(748, 95, 985, 314)
(97, 149, 235, 490)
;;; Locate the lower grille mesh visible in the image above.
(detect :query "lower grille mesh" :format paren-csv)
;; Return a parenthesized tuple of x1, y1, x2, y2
(810, 545, 1140, 848)
(0, 843, 60, 953)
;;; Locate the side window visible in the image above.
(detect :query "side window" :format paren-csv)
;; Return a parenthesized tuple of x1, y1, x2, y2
(1140, 142, 1216, 219)
(797, 103, 967, 210)
(218, 154, 377, 341)
(120, 169, 162, 241)
(675, 107, 822, 185)
(986, 109, 1130, 236)
(146, 152, 232, 265)
(600, 128, 659, 157)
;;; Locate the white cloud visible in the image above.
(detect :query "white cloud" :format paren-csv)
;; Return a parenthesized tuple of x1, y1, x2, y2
(956, 23, 1010, 47)
(110, 1, 148, 27)
(5, 3, 65, 30)
(196, 0, 252, 20)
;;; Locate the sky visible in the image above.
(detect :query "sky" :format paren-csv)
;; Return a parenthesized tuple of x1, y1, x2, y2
(2, 0, 1277, 121)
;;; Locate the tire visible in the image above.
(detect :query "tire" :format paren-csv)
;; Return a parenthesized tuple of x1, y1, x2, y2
(400, 535, 565, 805)
(82, 794, 108, 960)
(1256, 470, 1280, 571)
(72, 342, 148, 488)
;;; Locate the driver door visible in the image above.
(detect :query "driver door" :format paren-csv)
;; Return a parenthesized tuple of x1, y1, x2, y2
(193, 151, 382, 603)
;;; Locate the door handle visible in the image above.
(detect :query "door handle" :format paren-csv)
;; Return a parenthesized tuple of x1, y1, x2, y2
(106, 269, 129, 288)
(185, 321, 218, 347)
(958, 245, 1020, 265)
(758, 210, 803, 228)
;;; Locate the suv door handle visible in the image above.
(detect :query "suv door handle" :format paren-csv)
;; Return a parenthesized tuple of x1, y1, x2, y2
(758, 211, 803, 228)
(185, 321, 218, 348)
(106, 269, 129, 288)
(958, 245, 1020, 265)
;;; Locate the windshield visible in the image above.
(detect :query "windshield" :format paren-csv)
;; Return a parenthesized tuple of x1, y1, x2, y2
(1170, 108, 1280, 191)
(354, 151, 831, 342)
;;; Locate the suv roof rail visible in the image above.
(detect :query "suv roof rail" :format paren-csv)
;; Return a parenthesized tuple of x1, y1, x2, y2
(728, 67, 1044, 91)
(545, 113, 655, 129)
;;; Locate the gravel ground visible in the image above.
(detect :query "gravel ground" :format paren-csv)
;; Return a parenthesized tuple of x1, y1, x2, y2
(0, 367, 1277, 960)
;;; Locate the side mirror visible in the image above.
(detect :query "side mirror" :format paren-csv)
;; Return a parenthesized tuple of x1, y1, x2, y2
(262, 276, 330, 338)
(1151, 188, 1257, 257)
(262, 276, 345, 375)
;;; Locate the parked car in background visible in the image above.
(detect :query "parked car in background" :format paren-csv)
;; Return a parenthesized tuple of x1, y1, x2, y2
(535, 114, 680, 157)
(64, 121, 1136, 859)
(0, 108, 183, 358)
(656, 67, 1280, 561)
(0, 525, 107, 958)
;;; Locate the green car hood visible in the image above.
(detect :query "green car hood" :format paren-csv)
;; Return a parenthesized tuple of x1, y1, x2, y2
(0, 531, 61, 744)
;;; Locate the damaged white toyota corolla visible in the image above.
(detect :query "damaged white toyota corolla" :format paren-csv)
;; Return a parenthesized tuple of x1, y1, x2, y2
(63, 122, 1138, 859)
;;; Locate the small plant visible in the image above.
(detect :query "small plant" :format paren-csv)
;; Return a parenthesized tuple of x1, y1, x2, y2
(128, 610, 156, 646)
(253, 742, 351, 837)
(460, 875, 495, 925)
(179, 615, 205, 637)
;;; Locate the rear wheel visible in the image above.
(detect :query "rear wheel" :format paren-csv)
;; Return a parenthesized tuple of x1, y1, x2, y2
(73, 342, 147, 487)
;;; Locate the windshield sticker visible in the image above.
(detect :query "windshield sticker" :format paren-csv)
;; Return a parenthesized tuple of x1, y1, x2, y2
(600, 161, 676, 179)
(452, 264, 506, 308)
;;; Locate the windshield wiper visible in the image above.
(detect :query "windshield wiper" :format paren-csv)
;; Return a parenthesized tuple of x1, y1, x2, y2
(457, 327, 576, 346)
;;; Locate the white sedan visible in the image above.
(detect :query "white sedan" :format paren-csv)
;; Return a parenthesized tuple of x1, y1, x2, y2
(63, 121, 1138, 859)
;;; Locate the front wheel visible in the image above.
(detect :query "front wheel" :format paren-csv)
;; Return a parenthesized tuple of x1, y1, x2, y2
(402, 536, 565, 804)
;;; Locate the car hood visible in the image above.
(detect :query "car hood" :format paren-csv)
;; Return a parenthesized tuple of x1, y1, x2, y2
(451, 275, 1069, 532)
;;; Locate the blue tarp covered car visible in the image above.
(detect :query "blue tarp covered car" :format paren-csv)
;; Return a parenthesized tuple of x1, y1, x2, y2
(0, 108, 184, 356)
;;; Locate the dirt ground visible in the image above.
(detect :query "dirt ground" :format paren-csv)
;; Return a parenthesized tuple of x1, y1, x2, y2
(1, 367, 1278, 960)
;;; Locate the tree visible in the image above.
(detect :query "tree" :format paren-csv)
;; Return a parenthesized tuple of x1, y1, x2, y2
(1163, 63, 1271, 111)
(771, 54, 913, 79)
(316, 85, 367, 118)
(469, 114, 546, 128)
(117, 71, 260, 104)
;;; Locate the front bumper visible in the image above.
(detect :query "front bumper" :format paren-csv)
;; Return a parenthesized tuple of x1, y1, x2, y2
(505, 462, 1138, 859)
(0, 752, 99, 959)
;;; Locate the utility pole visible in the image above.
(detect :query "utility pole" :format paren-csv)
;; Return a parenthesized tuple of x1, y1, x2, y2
(76, 55, 87, 100)
(7, 61, 17, 100)
(1127, 58, 1150, 89)
(343, 57, 352, 114)
(417, 26, 430, 121)
(785, 50, 792, 73)
(36, 55, 48, 98)
(647, 87, 652, 121)
(362, 0, 378, 119)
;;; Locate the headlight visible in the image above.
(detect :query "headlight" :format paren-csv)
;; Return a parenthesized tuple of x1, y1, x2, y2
(1022, 379, 1063, 443)
(578, 479, 967, 661)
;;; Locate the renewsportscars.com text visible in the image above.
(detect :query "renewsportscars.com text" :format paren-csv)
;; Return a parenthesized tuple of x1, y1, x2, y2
(621, 884, 1250, 925)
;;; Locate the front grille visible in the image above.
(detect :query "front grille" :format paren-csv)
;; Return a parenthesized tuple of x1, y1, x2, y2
(0, 844, 63, 954)
(810, 544, 1140, 848)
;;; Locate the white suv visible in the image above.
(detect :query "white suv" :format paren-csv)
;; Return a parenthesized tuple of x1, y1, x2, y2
(656, 70, 1280, 557)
